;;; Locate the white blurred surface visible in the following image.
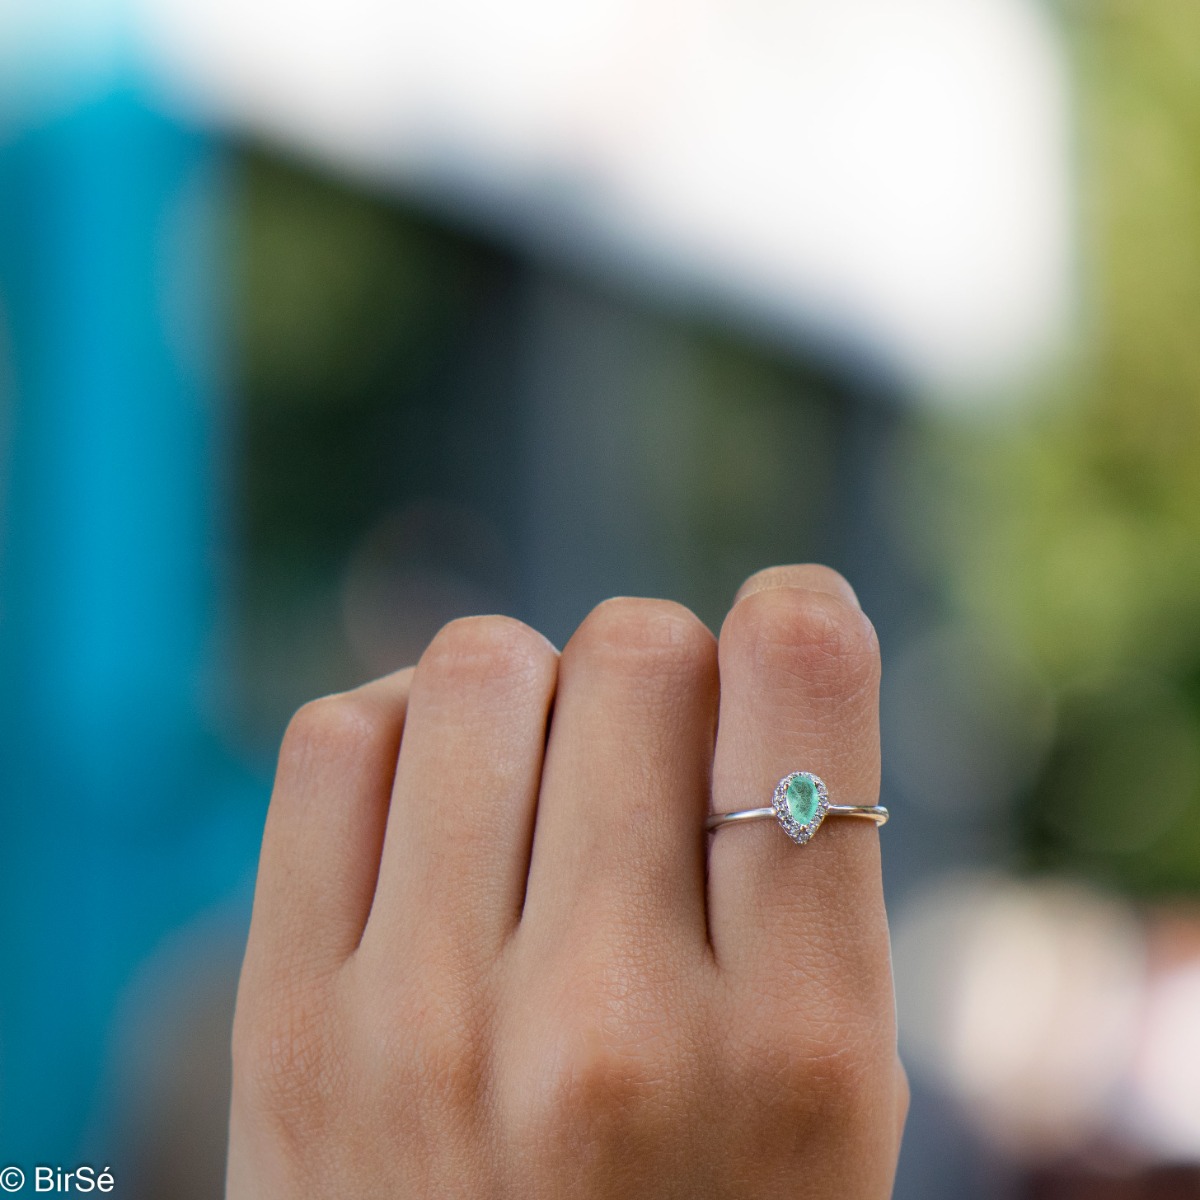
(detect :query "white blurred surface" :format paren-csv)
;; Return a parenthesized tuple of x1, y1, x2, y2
(897, 875, 1200, 1166)
(895, 876, 1144, 1159)
(1131, 961, 1200, 1160)
(133, 0, 1074, 396)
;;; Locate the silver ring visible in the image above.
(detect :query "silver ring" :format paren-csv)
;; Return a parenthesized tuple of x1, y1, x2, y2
(706, 771, 888, 845)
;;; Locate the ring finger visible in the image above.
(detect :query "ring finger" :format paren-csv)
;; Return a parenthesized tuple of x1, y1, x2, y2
(707, 566, 889, 994)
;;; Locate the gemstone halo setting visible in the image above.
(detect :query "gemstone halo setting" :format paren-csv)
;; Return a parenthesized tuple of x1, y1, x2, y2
(771, 771, 830, 844)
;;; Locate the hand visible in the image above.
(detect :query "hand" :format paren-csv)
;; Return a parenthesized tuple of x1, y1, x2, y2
(227, 564, 907, 1198)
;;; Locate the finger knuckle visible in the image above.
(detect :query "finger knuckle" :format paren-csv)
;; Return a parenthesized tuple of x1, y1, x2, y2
(563, 1042, 656, 1116)
(377, 990, 489, 1117)
(725, 587, 879, 700)
(569, 597, 714, 675)
(738, 564, 856, 604)
(418, 615, 555, 693)
(398, 1034, 487, 1116)
(746, 1021, 891, 1132)
(280, 691, 388, 776)
(521, 1027, 680, 1148)
(801, 1035, 881, 1123)
(232, 987, 344, 1132)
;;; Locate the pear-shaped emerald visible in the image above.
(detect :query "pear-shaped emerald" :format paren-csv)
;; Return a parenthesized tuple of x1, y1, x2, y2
(785, 774, 821, 827)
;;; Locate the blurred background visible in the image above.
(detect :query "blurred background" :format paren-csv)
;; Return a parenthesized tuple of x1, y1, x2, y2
(2, 0, 1199, 1196)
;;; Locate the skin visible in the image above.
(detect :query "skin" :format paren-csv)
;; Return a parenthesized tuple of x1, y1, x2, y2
(227, 564, 908, 1198)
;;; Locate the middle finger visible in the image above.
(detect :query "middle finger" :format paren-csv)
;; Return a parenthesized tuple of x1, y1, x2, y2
(519, 597, 718, 958)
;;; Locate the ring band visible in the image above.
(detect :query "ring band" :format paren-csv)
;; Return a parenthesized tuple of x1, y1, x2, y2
(706, 771, 888, 845)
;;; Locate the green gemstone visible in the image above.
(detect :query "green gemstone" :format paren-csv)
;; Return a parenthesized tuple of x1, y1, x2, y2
(785, 774, 821, 826)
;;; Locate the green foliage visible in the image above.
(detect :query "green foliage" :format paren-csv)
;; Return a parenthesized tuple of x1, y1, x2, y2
(925, 0, 1200, 893)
